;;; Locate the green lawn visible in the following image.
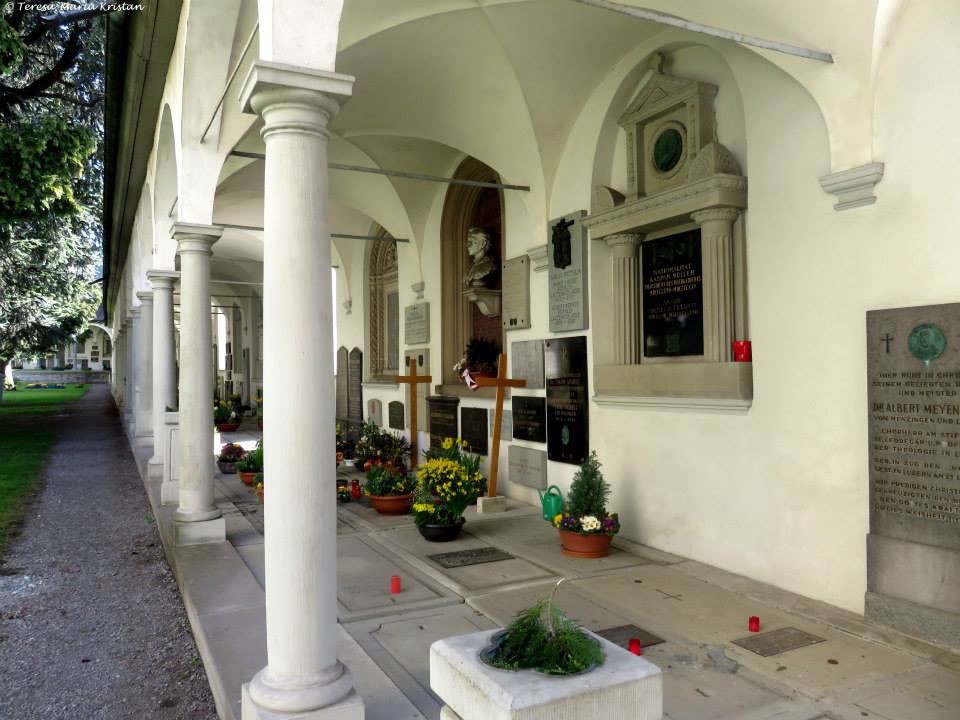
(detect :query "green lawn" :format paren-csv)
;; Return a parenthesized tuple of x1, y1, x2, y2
(0, 383, 88, 559)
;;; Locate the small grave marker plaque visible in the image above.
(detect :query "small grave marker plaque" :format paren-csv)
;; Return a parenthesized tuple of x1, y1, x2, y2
(428, 396, 459, 449)
(512, 396, 546, 443)
(545, 336, 588, 464)
(732, 627, 826, 657)
(507, 445, 547, 490)
(404, 302, 430, 345)
(460, 407, 489, 456)
(388, 401, 404, 430)
(428, 547, 514, 568)
(511, 340, 545, 389)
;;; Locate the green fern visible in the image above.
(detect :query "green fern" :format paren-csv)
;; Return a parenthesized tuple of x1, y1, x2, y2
(566, 451, 609, 519)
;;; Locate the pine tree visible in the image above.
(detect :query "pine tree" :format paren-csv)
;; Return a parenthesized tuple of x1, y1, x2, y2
(566, 451, 609, 519)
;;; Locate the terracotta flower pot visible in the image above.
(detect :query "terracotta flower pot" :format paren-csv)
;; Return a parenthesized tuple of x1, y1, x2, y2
(216, 422, 241, 432)
(558, 530, 613, 559)
(418, 518, 465, 542)
(217, 461, 238, 474)
(369, 493, 412, 515)
(239, 471, 258, 486)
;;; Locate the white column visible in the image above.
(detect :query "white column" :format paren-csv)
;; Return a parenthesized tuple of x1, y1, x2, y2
(691, 208, 740, 362)
(125, 311, 138, 434)
(606, 233, 643, 365)
(240, 62, 361, 718)
(172, 224, 225, 544)
(148, 271, 180, 478)
(135, 291, 154, 440)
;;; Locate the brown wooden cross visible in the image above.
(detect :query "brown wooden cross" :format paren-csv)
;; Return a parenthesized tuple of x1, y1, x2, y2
(474, 353, 526, 498)
(395, 357, 432, 469)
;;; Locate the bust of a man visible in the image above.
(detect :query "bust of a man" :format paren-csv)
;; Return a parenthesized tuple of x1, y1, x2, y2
(463, 227, 497, 287)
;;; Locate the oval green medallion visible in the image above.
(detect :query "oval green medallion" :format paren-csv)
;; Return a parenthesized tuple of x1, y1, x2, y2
(653, 128, 683, 172)
(908, 323, 946, 364)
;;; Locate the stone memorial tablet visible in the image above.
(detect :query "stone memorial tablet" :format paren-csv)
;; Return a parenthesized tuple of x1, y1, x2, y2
(405, 302, 430, 345)
(512, 396, 546, 443)
(461, 407, 489, 456)
(367, 399, 382, 426)
(388, 401, 405, 430)
(502, 256, 531, 331)
(866, 303, 960, 647)
(508, 445, 547, 490)
(548, 210, 589, 332)
(428, 396, 459, 449)
(336, 346, 349, 419)
(347, 347, 363, 423)
(489, 409, 512, 441)
(642, 229, 703, 357)
(511, 340, 544, 389)
(545, 336, 588, 465)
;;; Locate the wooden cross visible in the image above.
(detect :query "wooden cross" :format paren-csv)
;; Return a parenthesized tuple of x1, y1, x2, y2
(474, 353, 526, 498)
(395, 357, 432, 469)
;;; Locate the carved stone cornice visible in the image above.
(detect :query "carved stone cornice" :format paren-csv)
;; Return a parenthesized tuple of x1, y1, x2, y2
(604, 233, 643, 249)
(690, 207, 740, 225)
(818, 162, 884, 211)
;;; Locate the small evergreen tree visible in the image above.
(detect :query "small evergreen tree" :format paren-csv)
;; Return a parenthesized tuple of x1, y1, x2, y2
(566, 451, 609, 519)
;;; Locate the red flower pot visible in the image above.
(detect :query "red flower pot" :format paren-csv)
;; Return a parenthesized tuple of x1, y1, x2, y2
(368, 493, 412, 515)
(558, 530, 613, 559)
(239, 471, 258, 486)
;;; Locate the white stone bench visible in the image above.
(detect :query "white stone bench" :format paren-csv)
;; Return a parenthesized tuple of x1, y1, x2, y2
(430, 629, 663, 720)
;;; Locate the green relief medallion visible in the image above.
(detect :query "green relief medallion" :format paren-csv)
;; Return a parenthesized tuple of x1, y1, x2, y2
(561, 425, 570, 446)
(908, 323, 946, 365)
(653, 128, 683, 173)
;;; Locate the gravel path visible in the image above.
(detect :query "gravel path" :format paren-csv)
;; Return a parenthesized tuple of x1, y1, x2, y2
(0, 385, 218, 719)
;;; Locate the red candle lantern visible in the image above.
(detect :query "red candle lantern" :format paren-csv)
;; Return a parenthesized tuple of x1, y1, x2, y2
(628, 638, 643, 656)
(748, 616, 761, 632)
(351, 479, 361, 499)
(732, 340, 752, 362)
(390, 575, 402, 594)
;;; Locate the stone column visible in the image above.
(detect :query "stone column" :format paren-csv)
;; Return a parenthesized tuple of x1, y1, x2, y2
(111, 328, 122, 404)
(124, 311, 138, 435)
(172, 223, 225, 545)
(691, 208, 740, 363)
(147, 271, 180, 479)
(240, 62, 362, 719)
(134, 291, 154, 443)
(605, 233, 643, 365)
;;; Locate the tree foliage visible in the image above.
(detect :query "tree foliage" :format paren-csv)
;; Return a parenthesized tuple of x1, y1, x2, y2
(566, 451, 611, 519)
(0, 6, 106, 367)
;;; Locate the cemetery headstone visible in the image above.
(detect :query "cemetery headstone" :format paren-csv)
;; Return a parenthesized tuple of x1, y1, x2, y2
(404, 302, 430, 345)
(512, 396, 546, 443)
(336, 346, 349, 419)
(367, 399, 383, 426)
(502, 256, 531, 331)
(347, 347, 363, 423)
(865, 303, 960, 646)
(508, 445, 547, 490)
(460, 407, 489, 456)
(511, 340, 545, 389)
(548, 210, 589, 332)
(428, 396, 459, 449)
(545, 336, 588, 465)
(388, 401, 405, 430)
(642, 229, 704, 357)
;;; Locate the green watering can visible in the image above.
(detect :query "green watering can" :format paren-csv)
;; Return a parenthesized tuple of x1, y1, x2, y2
(538, 485, 564, 521)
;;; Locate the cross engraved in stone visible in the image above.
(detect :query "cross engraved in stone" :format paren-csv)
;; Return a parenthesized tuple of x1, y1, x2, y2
(881, 333, 894, 353)
(655, 588, 683, 601)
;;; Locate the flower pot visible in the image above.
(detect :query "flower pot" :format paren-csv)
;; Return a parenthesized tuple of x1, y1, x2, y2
(418, 518, 465, 542)
(369, 493, 412, 515)
(217, 461, 238, 474)
(239, 471, 258, 486)
(558, 530, 613, 559)
(216, 422, 241, 432)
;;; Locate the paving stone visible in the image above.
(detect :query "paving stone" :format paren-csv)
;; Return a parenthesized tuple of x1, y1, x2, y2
(468, 579, 631, 631)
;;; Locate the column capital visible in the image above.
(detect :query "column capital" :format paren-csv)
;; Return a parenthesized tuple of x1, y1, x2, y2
(136, 290, 154, 305)
(127, 306, 141, 319)
(691, 207, 740, 225)
(240, 61, 354, 117)
(604, 232, 643, 249)
(147, 269, 180, 290)
(172, 223, 222, 255)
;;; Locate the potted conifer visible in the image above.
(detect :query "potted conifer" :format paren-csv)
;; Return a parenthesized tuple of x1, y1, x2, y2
(237, 440, 263, 486)
(552, 452, 620, 558)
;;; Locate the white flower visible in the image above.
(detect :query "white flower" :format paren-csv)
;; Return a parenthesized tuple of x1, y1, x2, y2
(580, 515, 600, 532)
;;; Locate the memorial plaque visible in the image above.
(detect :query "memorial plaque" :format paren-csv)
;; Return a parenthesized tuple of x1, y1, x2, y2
(428, 396, 459, 449)
(429, 547, 514, 568)
(508, 445, 547, 490)
(732, 627, 826, 657)
(347, 347, 363, 423)
(502, 256, 531, 331)
(642, 229, 703, 357)
(596, 625, 665, 650)
(460, 406, 489, 456)
(511, 340, 544, 389)
(367, 399, 383, 427)
(545, 336, 588, 465)
(404, 302, 430, 345)
(866, 304, 960, 644)
(512, 396, 546, 443)
(489, 409, 513, 441)
(548, 210, 589, 332)
(336, 346, 349, 419)
(388, 401, 405, 430)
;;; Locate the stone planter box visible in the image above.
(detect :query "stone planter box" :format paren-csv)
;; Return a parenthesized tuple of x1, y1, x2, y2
(431, 629, 662, 720)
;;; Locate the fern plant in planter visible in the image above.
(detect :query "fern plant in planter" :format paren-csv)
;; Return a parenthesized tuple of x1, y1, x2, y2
(552, 452, 620, 558)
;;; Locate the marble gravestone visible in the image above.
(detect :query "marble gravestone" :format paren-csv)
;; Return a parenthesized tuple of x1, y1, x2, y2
(511, 340, 544, 389)
(508, 445, 547, 490)
(367, 399, 383, 427)
(489, 408, 512, 441)
(347, 347, 363, 423)
(388, 401, 404, 430)
(545, 336, 589, 465)
(548, 210, 589, 332)
(512, 396, 546, 443)
(428, 396, 459, 449)
(501, 256, 531, 331)
(642, 229, 704, 357)
(336, 346, 349, 420)
(460, 407, 489, 456)
(866, 303, 960, 647)
(405, 302, 430, 345)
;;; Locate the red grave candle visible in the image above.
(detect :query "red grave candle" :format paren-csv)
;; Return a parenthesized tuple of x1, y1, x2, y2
(748, 616, 761, 632)
(732, 340, 752, 362)
(390, 575, 402, 594)
(628, 638, 643, 655)
(351, 479, 361, 499)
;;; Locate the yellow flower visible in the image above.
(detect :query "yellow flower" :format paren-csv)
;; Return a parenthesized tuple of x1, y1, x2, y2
(442, 437, 453, 450)
(552, 513, 563, 528)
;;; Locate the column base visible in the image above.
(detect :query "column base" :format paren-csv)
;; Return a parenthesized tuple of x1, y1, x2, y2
(241, 686, 364, 720)
(133, 432, 154, 448)
(147, 456, 164, 480)
(477, 496, 507, 514)
(173, 516, 225, 546)
(440, 707, 462, 720)
(160, 480, 180, 505)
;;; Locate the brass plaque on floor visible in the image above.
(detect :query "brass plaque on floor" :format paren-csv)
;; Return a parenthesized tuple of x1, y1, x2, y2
(596, 624, 665, 648)
(731, 627, 826, 657)
(428, 547, 514, 568)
